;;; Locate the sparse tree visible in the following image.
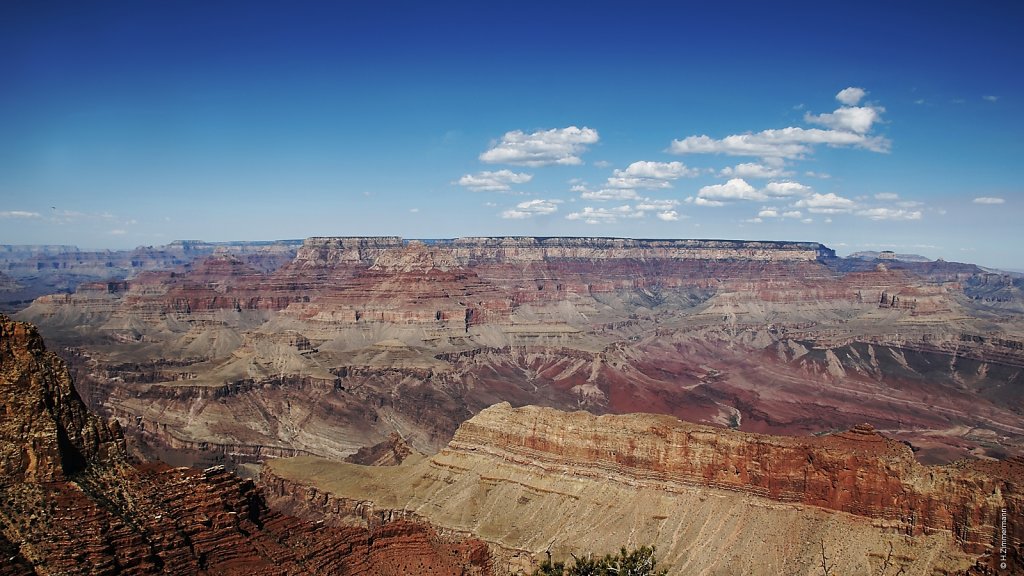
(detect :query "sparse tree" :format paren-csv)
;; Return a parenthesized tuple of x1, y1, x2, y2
(819, 539, 834, 576)
(532, 545, 668, 576)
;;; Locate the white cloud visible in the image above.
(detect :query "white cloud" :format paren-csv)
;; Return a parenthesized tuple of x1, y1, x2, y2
(685, 196, 726, 207)
(757, 208, 802, 219)
(794, 192, 856, 213)
(805, 171, 831, 179)
(836, 87, 867, 106)
(874, 192, 899, 201)
(457, 169, 533, 191)
(697, 178, 766, 202)
(720, 162, 790, 179)
(856, 207, 923, 221)
(763, 181, 812, 197)
(566, 205, 646, 224)
(0, 210, 41, 218)
(669, 127, 889, 159)
(480, 126, 599, 166)
(805, 105, 883, 134)
(973, 196, 1005, 205)
(656, 210, 680, 221)
(606, 160, 696, 190)
(501, 199, 561, 219)
(409, 208, 420, 213)
(635, 198, 680, 211)
(669, 88, 889, 160)
(615, 160, 696, 180)
(576, 186, 639, 201)
(983, 95, 999, 102)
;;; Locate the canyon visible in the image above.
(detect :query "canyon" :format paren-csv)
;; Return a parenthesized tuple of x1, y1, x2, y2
(3, 234, 1023, 574)
(14, 236, 1024, 470)
(0, 315, 492, 575)
(264, 402, 1023, 574)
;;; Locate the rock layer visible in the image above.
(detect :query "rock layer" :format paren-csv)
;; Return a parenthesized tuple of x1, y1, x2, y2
(266, 403, 1023, 575)
(0, 315, 492, 575)
(16, 236, 1024, 468)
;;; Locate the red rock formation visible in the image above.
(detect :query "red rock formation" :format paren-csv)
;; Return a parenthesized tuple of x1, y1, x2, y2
(0, 315, 493, 575)
(447, 404, 1022, 566)
(345, 432, 416, 466)
(16, 236, 1024, 469)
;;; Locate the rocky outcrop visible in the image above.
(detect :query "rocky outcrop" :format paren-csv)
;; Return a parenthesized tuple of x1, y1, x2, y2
(0, 317, 125, 483)
(266, 403, 1022, 575)
(345, 432, 417, 466)
(451, 405, 1021, 554)
(0, 315, 493, 575)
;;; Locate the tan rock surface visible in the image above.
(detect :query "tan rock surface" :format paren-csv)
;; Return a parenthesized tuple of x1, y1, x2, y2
(265, 403, 1022, 575)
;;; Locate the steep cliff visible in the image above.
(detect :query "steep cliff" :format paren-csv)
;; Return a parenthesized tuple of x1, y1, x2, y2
(17, 236, 1024, 471)
(266, 403, 1022, 575)
(0, 315, 492, 575)
(0, 316, 126, 482)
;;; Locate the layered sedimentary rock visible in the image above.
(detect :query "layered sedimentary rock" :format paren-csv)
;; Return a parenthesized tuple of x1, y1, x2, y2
(16, 236, 1024, 469)
(265, 403, 1022, 575)
(0, 315, 492, 575)
(0, 240, 301, 313)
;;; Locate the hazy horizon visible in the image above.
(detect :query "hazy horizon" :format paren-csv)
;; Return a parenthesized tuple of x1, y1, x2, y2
(2, 1, 1022, 270)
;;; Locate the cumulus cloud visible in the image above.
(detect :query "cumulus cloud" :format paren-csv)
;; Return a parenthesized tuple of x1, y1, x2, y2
(656, 210, 680, 221)
(757, 208, 802, 219)
(697, 178, 766, 202)
(685, 196, 725, 207)
(574, 185, 639, 201)
(720, 162, 790, 179)
(794, 192, 856, 213)
(973, 196, 1005, 205)
(856, 207, 923, 221)
(566, 205, 646, 224)
(805, 105, 883, 134)
(457, 169, 533, 191)
(669, 87, 889, 159)
(669, 127, 889, 159)
(836, 87, 867, 106)
(605, 160, 696, 190)
(0, 210, 41, 218)
(500, 199, 561, 219)
(763, 181, 812, 197)
(635, 198, 680, 212)
(480, 126, 599, 166)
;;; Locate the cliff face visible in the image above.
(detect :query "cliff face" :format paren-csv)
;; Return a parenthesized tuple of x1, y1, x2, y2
(0, 315, 492, 575)
(0, 240, 301, 313)
(450, 404, 1021, 555)
(0, 317, 125, 482)
(266, 403, 1022, 575)
(16, 236, 1024, 471)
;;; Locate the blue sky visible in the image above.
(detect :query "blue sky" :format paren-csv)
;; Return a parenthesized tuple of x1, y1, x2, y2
(1, 1, 1022, 269)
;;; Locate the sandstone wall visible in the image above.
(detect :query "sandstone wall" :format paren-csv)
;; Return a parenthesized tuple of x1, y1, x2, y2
(448, 404, 1021, 558)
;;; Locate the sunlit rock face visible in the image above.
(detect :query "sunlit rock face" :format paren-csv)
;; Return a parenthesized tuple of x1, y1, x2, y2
(264, 403, 1023, 576)
(14, 236, 1024, 471)
(0, 315, 493, 576)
